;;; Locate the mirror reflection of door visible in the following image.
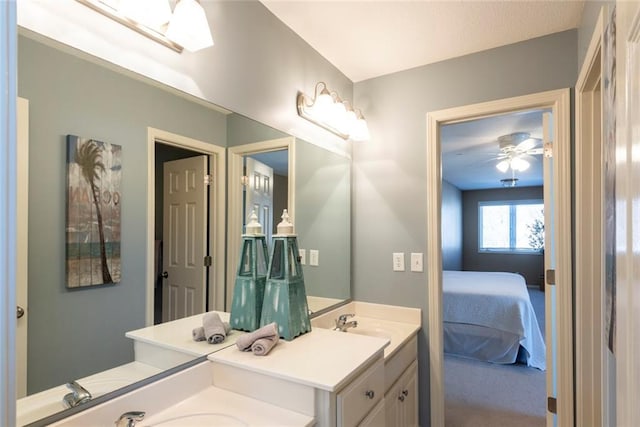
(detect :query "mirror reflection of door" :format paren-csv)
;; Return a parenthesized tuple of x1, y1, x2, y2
(244, 157, 274, 242)
(155, 144, 211, 324)
(243, 149, 288, 244)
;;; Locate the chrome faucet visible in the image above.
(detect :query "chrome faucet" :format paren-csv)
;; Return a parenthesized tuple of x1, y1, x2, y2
(334, 313, 358, 332)
(62, 380, 92, 408)
(115, 411, 146, 427)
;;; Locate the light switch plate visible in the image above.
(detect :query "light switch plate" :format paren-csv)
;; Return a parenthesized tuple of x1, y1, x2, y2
(410, 252, 423, 272)
(299, 249, 306, 265)
(393, 252, 405, 271)
(309, 249, 319, 266)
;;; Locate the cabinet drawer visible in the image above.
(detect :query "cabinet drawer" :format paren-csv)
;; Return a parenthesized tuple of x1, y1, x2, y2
(385, 334, 417, 392)
(337, 358, 384, 427)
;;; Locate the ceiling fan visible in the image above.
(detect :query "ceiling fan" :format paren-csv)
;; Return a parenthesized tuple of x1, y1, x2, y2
(495, 132, 544, 173)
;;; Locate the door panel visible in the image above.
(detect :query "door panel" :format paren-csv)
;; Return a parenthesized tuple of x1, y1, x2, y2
(162, 156, 207, 322)
(245, 157, 274, 241)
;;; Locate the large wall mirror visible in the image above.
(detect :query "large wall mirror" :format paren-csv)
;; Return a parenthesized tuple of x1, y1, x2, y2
(16, 30, 351, 426)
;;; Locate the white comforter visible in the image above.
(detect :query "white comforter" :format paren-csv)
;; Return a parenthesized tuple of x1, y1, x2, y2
(443, 270, 546, 370)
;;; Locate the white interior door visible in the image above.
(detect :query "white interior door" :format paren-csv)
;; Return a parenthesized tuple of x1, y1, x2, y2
(245, 157, 274, 241)
(542, 111, 558, 426)
(162, 156, 207, 322)
(16, 97, 28, 398)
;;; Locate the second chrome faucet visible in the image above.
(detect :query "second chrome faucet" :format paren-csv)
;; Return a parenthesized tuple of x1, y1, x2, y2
(334, 313, 358, 332)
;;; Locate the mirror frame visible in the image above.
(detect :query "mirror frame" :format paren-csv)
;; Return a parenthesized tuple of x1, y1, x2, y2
(226, 137, 295, 310)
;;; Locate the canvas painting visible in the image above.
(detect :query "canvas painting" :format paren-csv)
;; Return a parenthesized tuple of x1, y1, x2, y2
(66, 135, 122, 287)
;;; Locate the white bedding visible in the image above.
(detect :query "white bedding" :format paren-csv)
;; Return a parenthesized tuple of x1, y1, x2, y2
(443, 270, 546, 370)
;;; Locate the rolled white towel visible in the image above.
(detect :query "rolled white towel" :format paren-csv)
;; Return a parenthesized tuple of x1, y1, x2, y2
(236, 322, 279, 352)
(203, 312, 229, 344)
(251, 336, 279, 356)
(192, 326, 206, 342)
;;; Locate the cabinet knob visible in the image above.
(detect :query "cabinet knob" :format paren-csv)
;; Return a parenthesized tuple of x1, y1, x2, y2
(402, 389, 409, 396)
(365, 390, 375, 399)
(398, 395, 405, 402)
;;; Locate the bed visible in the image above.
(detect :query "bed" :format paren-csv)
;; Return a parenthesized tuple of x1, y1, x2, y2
(443, 270, 546, 370)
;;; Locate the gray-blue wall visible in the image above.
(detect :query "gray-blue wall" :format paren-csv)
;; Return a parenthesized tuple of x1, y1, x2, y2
(18, 35, 227, 393)
(352, 30, 578, 424)
(461, 186, 545, 286)
(441, 180, 462, 271)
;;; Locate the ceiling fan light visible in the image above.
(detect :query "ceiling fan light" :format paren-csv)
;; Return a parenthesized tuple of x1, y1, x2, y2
(166, 0, 214, 52)
(511, 157, 530, 171)
(496, 160, 510, 173)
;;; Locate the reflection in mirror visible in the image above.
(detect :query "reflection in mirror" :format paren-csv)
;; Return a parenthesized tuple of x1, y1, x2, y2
(227, 121, 351, 314)
(16, 31, 351, 426)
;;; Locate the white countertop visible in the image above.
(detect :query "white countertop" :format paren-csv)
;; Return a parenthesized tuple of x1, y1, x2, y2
(126, 311, 244, 357)
(208, 327, 388, 392)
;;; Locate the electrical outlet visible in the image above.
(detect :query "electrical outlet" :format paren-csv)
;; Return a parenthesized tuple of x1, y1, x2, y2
(309, 249, 319, 266)
(393, 252, 405, 271)
(411, 252, 423, 272)
(299, 249, 306, 265)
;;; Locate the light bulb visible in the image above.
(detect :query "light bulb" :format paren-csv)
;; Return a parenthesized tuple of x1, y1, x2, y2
(312, 88, 334, 120)
(351, 116, 370, 142)
(118, 0, 172, 29)
(511, 157, 530, 171)
(496, 160, 510, 173)
(166, 0, 214, 52)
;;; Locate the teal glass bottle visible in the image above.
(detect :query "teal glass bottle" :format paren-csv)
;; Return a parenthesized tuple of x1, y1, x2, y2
(229, 212, 269, 331)
(260, 210, 311, 340)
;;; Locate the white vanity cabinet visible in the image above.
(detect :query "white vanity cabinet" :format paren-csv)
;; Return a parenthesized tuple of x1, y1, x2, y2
(208, 328, 390, 427)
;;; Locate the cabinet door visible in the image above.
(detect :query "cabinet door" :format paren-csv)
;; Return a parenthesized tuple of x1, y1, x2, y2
(359, 399, 385, 427)
(385, 381, 401, 426)
(399, 362, 418, 427)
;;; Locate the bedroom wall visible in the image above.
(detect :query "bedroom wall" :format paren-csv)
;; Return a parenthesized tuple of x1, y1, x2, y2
(461, 186, 545, 286)
(442, 180, 462, 270)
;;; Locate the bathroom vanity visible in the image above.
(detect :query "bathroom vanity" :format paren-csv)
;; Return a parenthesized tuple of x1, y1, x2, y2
(43, 302, 420, 426)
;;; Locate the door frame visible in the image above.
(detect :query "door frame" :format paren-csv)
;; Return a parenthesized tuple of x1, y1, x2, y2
(145, 127, 226, 326)
(425, 88, 572, 426)
(227, 137, 295, 310)
(575, 6, 606, 426)
(16, 97, 28, 398)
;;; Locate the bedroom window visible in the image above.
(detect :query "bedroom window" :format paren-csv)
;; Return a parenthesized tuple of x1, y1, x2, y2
(478, 200, 544, 254)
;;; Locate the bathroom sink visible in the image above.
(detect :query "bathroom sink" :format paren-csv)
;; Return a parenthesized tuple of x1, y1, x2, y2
(144, 412, 249, 426)
(346, 325, 393, 340)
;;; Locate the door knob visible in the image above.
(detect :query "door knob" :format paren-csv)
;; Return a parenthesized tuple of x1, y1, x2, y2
(162, 271, 169, 279)
(17, 306, 24, 319)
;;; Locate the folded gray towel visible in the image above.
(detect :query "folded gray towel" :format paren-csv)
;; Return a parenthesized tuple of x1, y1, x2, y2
(251, 336, 279, 356)
(203, 312, 228, 344)
(236, 322, 279, 352)
(192, 326, 206, 342)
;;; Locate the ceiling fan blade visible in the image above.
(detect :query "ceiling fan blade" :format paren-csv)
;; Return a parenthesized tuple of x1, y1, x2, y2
(516, 138, 538, 152)
(527, 148, 544, 155)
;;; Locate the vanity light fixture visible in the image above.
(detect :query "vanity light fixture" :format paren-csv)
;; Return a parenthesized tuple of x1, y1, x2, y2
(76, 0, 214, 53)
(297, 82, 370, 141)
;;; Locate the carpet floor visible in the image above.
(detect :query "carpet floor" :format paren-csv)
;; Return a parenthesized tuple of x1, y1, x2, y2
(444, 287, 547, 427)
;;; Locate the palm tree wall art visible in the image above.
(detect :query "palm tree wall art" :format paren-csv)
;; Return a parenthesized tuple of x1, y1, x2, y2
(66, 135, 122, 287)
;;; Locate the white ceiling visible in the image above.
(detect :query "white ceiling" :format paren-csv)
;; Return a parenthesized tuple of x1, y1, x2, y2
(260, 1, 584, 191)
(260, 0, 585, 83)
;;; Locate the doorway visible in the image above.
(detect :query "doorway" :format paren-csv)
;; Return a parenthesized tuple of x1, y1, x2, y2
(426, 89, 573, 427)
(145, 128, 226, 326)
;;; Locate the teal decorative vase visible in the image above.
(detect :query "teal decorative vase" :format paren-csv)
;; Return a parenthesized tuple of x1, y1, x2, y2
(230, 213, 269, 332)
(260, 210, 311, 340)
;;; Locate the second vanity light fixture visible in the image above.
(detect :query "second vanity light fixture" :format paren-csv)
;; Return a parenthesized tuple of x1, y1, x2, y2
(297, 82, 370, 141)
(76, 0, 214, 53)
